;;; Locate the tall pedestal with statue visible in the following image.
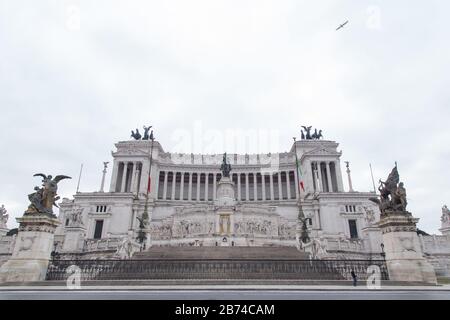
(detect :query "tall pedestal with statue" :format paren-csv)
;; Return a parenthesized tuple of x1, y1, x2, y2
(0, 216, 60, 282)
(0, 173, 71, 283)
(378, 212, 436, 284)
(214, 153, 236, 246)
(371, 165, 437, 284)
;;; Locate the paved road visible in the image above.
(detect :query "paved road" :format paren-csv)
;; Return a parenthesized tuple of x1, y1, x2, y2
(1, 289, 450, 300)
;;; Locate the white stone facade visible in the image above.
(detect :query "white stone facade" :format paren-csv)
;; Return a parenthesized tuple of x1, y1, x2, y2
(0, 136, 448, 280)
(52, 138, 388, 258)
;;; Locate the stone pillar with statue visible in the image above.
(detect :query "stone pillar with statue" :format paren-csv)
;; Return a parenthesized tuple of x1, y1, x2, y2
(214, 153, 236, 246)
(439, 205, 450, 236)
(0, 173, 71, 282)
(61, 208, 86, 252)
(0, 204, 8, 237)
(370, 165, 437, 284)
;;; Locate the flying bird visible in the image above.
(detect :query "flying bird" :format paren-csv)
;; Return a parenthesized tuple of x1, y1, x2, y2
(336, 20, 348, 31)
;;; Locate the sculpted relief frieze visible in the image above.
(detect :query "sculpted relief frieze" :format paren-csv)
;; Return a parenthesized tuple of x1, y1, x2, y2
(150, 204, 296, 240)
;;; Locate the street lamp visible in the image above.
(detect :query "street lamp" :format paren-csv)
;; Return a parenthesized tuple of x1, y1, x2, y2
(51, 242, 59, 261)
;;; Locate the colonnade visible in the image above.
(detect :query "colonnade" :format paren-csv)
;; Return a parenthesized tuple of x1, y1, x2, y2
(157, 170, 299, 201)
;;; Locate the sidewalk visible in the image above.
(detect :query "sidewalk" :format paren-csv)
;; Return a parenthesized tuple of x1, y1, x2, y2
(1, 284, 450, 291)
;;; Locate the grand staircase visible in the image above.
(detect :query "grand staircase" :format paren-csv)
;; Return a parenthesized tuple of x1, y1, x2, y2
(47, 246, 383, 281)
(121, 246, 345, 280)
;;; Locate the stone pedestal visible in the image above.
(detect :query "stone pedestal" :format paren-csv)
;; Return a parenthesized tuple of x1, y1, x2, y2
(62, 225, 86, 252)
(361, 226, 382, 255)
(377, 212, 437, 284)
(0, 215, 60, 282)
(214, 177, 236, 237)
(215, 177, 236, 207)
(439, 226, 450, 236)
(0, 227, 8, 237)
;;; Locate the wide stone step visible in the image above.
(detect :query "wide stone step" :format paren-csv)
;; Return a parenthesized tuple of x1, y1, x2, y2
(132, 246, 311, 260)
(0, 279, 431, 287)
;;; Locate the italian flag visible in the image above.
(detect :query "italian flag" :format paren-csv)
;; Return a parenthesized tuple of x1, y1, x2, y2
(295, 156, 305, 192)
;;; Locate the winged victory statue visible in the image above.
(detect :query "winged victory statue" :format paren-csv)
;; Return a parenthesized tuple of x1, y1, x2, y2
(25, 173, 71, 217)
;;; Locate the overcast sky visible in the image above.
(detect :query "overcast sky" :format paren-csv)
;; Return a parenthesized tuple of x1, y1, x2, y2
(0, 1, 449, 233)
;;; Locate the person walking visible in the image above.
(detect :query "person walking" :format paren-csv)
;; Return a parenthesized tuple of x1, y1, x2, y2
(351, 270, 357, 287)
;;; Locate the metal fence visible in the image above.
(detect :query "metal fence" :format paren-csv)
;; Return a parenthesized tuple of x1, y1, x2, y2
(46, 258, 388, 281)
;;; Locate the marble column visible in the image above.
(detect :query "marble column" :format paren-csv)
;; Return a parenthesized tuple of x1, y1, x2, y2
(109, 160, 119, 192)
(286, 171, 291, 199)
(196, 173, 201, 201)
(171, 172, 177, 200)
(269, 174, 274, 200)
(262, 174, 266, 201)
(135, 164, 141, 194)
(205, 173, 209, 201)
(120, 162, 128, 193)
(317, 162, 325, 192)
(180, 172, 185, 200)
(336, 160, 345, 192)
(278, 172, 282, 200)
(314, 162, 319, 192)
(326, 162, 333, 193)
(213, 173, 217, 200)
(245, 173, 249, 201)
(237, 173, 241, 201)
(130, 162, 137, 193)
(138, 160, 150, 194)
(253, 173, 258, 201)
(162, 171, 168, 200)
(188, 172, 193, 201)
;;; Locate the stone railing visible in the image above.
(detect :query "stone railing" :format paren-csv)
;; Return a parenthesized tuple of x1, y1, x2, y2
(83, 238, 122, 252)
(0, 235, 15, 254)
(46, 258, 388, 281)
(420, 235, 450, 255)
(326, 238, 366, 252)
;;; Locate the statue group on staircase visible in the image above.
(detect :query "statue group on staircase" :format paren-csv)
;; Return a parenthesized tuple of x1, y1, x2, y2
(301, 126, 323, 140)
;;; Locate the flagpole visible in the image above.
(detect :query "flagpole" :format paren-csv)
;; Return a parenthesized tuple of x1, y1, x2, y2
(293, 137, 310, 245)
(369, 163, 376, 193)
(143, 131, 155, 220)
(137, 129, 155, 250)
(76, 163, 83, 193)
